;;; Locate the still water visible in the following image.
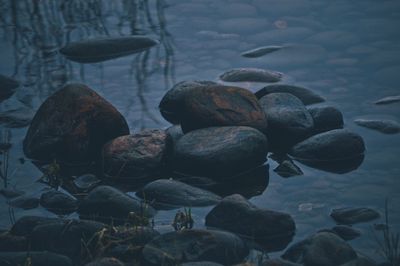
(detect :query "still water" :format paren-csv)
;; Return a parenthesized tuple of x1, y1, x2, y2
(0, 0, 399, 262)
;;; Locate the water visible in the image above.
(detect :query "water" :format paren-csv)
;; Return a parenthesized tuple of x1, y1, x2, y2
(0, 0, 400, 262)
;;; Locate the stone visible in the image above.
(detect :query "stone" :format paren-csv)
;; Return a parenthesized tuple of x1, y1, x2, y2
(0, 251, 72, 266)
(173, 126, 268, 180)
(136, 179, 221, 209)
(274, 160, 303, 178)
(374, 95, 400, 105)
(205, 194, 295, 252)
(78, 185, 156, 224)
(282, 232, 357, 266)
(263, 259, 302, 266)
(102, 129, 171, 180)
(0, 233, 27, 252)
(319, 225, 361, 241)
(0, 188, 25, 199)
(180, 85, 268, 134)
(308, 106, 344, 133)
(39, 190, 78, 215)
(340, 258, 377, 266)
(259, 93, 314, 150)
(354, 119, 400, 134)
(142, 229, 249, 265)
(182, 262, 223, 266)
(85, 257, 124, 266)
(0, 74, 19, 102)
(10, 216, 60, 236)
(23, 83, 129, 165)
(255, 85, 325, 105)
(241, 45, 283, 58)
(330, 207, 380, 225)
(8, 195, 39, 210)
(73, 174, 101, 191)
(0, 108, 33, 128)
(220, 68, 282, 83)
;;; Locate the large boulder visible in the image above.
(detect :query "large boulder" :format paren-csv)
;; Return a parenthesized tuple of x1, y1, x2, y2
(23, 83, 129, 165)
(255, 84, 325, 105)
(172, 126, 268, 179)
(205, 194, 295, 251)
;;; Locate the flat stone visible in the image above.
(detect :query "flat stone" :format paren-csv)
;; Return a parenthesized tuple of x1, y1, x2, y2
(39, 190, 78, 215)
(374, 95, 400, 105)
(0, 188, 25, 199)
(255, 84, 325, 105)
(274, 160, 303, 178)
(330, 207, 380, 225)
(241, 45, 283, 58)
(220, 68, 282, 83)
(354, 119, 400, 134)
(10, 216, 60, 236)
(8, 195, 39, 210)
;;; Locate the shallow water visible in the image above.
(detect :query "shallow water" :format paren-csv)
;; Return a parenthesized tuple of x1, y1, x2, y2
(0, 0, 399, 262)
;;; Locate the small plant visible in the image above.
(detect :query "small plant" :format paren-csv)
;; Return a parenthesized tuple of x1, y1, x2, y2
(37, 159, 62, 190)
(172, 207, 193, 231)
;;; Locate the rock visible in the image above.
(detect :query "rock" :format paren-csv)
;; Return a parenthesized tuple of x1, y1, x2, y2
(60, 36, 158, 63)
(182, 262, 223, 266)
(39, 190, 78, 215)
(241, 45, 284, 58)
(102, 129, 171, 180)
(78, 185, 156, 224)
(23, 83, 129, 165)
(205, 194, 295, 252)
(319, 225, 361, 241)
(340, 258, 377, 266)
(255, 85, 325, 105)
(159, 80, 218, 124)
(0, 251, 72, 266)
(0, 188, 25, 199)
(8, 195, 39, 210)
(136, 179, 221, 209)
(10, 216, 60, 236)
(0, 74, 19, 102)
(85, 257, 125, 266)
(173, 126, 268, 180)
(308, 106, 344, 133)
(166, 125, 184, 145)
(274, 160, 303, 178)
(0, 108, 33, 128)
(0, 233, 28, 252)
(73, 174, 101, 191)
(374, 95, 400, 105)
(142, 229, 249, 265)
(330, 207, 380, 225)
(282, 232, 357, 266)
(354, 119, 400, 134)
(180, 85, 268, 134)
(220, 68, 282, 83)
(259, 93, 314, 150)
(263, 259, 302, 266)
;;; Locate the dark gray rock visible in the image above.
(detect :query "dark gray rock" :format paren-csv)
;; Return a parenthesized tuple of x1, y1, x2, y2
(137, 179, 221, 209)
(10, 216, 60, 236)
(241, 45, 283, 58)
(182, 262, 223, 266)
(339, 257, 377, 266)
(0, 233, 27, 252)
(274, 160, 303, 178)
(255, 84, 325, 105)
(259, 92, 314, 150)
(282, 232, 357, 266)
(205, 194, 295, 252)
(0, 251, 72, 266)
(173, 126, 268, 180)
(354, 119, 400, 134)
(0, 108, 33, 128)
(142, 229, 249, 265)
(73, 174, 101, 191)
(319, 225, 361, 241)
(374, 95, 400, 105)
(308, 106, 344, 133)
(60, 36, 158, 63)
(102, 129, 171, 180)
(8, 195, 39, 210)
(330, 207, 380, 225)
(0, 188, 25, 199)
(78, 185, 156, 224)
(85, 257, 124, 266)
(263, 259, 302, 266)
(220, 68, 282, 82)
(39, 190, 78, 215)
(0, 74, 19, 102)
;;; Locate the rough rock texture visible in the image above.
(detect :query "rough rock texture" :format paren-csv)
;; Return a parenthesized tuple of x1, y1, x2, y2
(39, 190, 78, 215)
(308, 105, 344, 133)
(255, 84, 325, 105)
(330, 207, 380, 225)
(173, 126, 268, 179)
(23, 83, 129, 164)
(0, 251, 72, 266)
(205, 194, 295, 251)
(219, 68, 282, 82)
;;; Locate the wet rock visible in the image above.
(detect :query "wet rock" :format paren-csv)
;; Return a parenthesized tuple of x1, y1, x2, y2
(39, 190, 78, 215)
(102, 129, 171, 180)
(182, 262, 223, 266)
(354, 119, 400, 134)
(241, 45, 283, 58)
(73, 174, 101, 191)
(173, 126, 268, 180)
(205, 194, 295, 252)
(23, 83, 129, 165)
(319, 225, 361, 241)
(0, 251, 72, 266)
(78, 185, 156, 224)
(136, 179, 221, 209)
(330, 207, 380, 225)
(274, 160, 303, 178)
(308, 106, 344, 133)
(8, 195, 39, 210)
(255, 84, 325, 105)
(85, 257, 125, 266)
(0, 108, 33, 128)
(180, 85, 268, 134)
(220, 68, 282, 83)
(263, 259, 302, 266)
(142, 229, 249, 265)
(159, 80, 218, 124)
(282, 232, 357, 266)
(340, 258, 377, 266)
(0, 188, 25, 199)
(60, 36, 158, 63)
(10, 216, 59, 236)
(374, 95, 400, 105)
(0, 74, 19, 102)
(259, 93, 314, 150)
(0, 233, 28, 252)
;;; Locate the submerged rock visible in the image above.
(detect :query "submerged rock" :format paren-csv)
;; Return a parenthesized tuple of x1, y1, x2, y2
(8, 195, 39, 210)
(39, 190, 78, 215)
(263, 259, 302, 266)
(308, 105, 344, 133)
(374, 95, 400, 105)
(136, 179, 221, 209)
(319, 225, 361, 241)
(354, 118, 400, 134)
(205, 194, 295, 252)
(0, 188, 25, 199)
(10, 216, 60, 236)
(173, 126, 268, 180)
(0, 74, 19, 102)
(78, 185, 156, 224)
(241, 45, 283, 58)
(142, 229, 249, 265)
(73, 174, 101, 191)
(259, 93, 314, 150)
(0, 108, 33, 128)
(282, 232, 357, 266)
(60, 36, 158, 63)
(0, 233, 28, 252)
(85, 257, 124, 266)
(23, 83, 129, 165)
(180, 85, 268, 134)
(102, 129, 171, 180)
(220, 68, 282, 83)
(255, 84, 325, 105)
(330, 207, 380, 225)
(0, 251, 72, 266)
(274, 159, 303, 178)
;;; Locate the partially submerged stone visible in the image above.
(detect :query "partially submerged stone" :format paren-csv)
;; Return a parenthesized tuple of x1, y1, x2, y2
(220, 68, 282, 83)
(8, 195, 39, 210)
(308, 105, 344, 133)
(10, 216, 60, 236)
(255, 84, 325, 105)
(39, 190, 78, 215)
(319, 225, 361, 241)
(330, 207, 380, 225)
(85, 257, 124, 266)
(354, 118, 400, 134)
(374, 95, 400, 105)
(241, 45, 283, 58)
(0, 188, 25, 199)
(274, 159, 303, 178)
(0, 74, 19, 102)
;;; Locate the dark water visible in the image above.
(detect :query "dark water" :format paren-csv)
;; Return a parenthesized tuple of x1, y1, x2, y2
(0, 0, 399, 262)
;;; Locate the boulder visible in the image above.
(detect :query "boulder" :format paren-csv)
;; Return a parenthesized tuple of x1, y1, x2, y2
(0, 251, 72, 266)
(219, 68, 282, 82)
(308, 106, 344, 133)
(205, 194, 295, 251)
(255, 84, 325, 105)
(173, 126, 268, 179)
(39, 190, 78, 215)
(23, 83, 129, 165)
(330, 207, 380, 225)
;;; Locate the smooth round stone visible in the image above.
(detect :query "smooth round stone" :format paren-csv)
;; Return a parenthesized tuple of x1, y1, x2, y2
(255, 84, 325, 105)
(219, 68, 282, 83)
(330, 207, 380, 225)
(308, 105, 344, 133)
(39, 190, 78, 215)
(173, 126, 268, 180)
(142, 229, 249, 265)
